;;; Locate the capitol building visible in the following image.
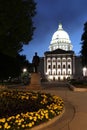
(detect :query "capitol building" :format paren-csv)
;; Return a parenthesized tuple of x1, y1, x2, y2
(39, 23, 83, 81)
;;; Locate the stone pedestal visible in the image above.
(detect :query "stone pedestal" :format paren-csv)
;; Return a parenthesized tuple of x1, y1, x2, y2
(26, 73, 41, 90)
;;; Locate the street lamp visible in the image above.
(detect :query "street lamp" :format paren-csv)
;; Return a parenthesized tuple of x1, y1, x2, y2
(83, 67, 87, 76)
(23, 68, 27, 73)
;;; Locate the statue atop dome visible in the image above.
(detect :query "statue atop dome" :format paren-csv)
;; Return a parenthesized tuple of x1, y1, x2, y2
(58, 23, 63, 30)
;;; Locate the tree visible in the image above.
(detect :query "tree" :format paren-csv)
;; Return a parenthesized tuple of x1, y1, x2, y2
(0, 53, 31, 80)
(80, 22, 87, 67)
(0, 0, 36, 56)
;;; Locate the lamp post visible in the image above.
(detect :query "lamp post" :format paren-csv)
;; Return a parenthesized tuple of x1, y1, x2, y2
(22, 68, 29, 85)
(23, 68, 27, 73)
(83, 67, 87, 76)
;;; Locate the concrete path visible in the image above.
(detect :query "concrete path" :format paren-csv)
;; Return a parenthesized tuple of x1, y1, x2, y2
(38, 82, 87, 130)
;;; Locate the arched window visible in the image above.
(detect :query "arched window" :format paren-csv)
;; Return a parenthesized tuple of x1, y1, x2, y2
(58, 65, 61, 68)
(57, 58, 61, 62)
(67, 58, 71, 62)
(52, 58, 56, 62)
(68, 64, 71, 68)
(63, 64, 66, 68)
(62, 58, 66, 62)
(53, 65, 56, 69)
(48, 65, 51, 69)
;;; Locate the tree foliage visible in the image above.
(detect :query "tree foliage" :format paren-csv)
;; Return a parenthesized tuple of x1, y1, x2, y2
(0, 0, 36, 56)
(0, 53, 31, 80)
(80, 22, 87, 67)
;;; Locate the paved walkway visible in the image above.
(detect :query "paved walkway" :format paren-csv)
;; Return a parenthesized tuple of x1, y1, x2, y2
(37, 82, 87, 130)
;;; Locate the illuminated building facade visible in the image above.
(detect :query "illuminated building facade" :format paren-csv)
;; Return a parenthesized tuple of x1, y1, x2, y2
(44, 49, 75, 81)
(44, 24, 77, 81)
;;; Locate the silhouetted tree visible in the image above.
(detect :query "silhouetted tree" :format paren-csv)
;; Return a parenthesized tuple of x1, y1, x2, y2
(80, 22, 87, 67)
(0, 53, 30, 80)
(0, 0, 36, 57)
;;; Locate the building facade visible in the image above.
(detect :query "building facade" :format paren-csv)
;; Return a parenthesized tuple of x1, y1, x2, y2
(43, 23, 83, 81)
(44, 49, 75, 81)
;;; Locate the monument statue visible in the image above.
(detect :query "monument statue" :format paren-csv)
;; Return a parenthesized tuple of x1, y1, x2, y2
(32, 52, 40, 73)
(26, 52, 41, 90)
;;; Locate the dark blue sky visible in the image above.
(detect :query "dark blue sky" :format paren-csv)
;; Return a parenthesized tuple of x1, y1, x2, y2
(21, 0, 87, 62)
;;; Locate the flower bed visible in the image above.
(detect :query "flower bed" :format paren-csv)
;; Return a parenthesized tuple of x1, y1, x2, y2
(0, 90, 64, 130)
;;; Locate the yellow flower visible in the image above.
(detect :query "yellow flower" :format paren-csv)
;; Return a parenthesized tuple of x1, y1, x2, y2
(26, 96, 29, 99)
(7, 116, 13, 121)
(33, 116, 37, 121)
(16, 114, 20, 119)
(22, 124, 25, 128)
(29, 116, 33, 120)
(37, 115, 41, 119)
(7, 125, 11, 129)
(15, 119, 19, 123)
(18, 122, 21, 126)
(0, 125, 2, 129)
(4, 122, 10, 129)
(20, 118, 24, 122)
(28, 123, 32, 127)
(31, 121, 34, 125)
(45, 113, 49, 119)
(0, 118, 6, 123)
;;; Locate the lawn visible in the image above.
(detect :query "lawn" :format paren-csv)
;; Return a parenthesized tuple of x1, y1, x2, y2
(0, 90, 64, 130)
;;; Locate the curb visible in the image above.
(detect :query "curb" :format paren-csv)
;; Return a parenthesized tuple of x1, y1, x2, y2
(69, 84, 87, 92)
(28, 108, 65, 130)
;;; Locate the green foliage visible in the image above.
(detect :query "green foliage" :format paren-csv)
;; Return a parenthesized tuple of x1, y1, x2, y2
(80, 22, 87, 67)
(0, 0, 36, 56)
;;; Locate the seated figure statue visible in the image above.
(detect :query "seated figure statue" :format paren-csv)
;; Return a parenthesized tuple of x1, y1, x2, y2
(32, 52, 40, 73)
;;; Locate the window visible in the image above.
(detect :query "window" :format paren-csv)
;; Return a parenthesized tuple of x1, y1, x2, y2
(63, 64, 65, 68)
(48, 60, 51, 62)
(67, 58, 71, 62)
(68, 64, 71, 68)
(53, 65, 56, 68)
(62, 58, 66, 62)
(48, 65, 51, 69)
(58, 65, 60, 68)
(53, 60, 56, 62)
(52, 58, 56, 62)
(57, 59, 61, 62)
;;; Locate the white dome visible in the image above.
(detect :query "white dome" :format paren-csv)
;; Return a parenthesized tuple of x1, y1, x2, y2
(52, 24, 70, 41)
(49, 24, 73, 51)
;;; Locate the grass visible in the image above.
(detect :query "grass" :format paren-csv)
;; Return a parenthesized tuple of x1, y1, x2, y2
(0, 90, 64, 130)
